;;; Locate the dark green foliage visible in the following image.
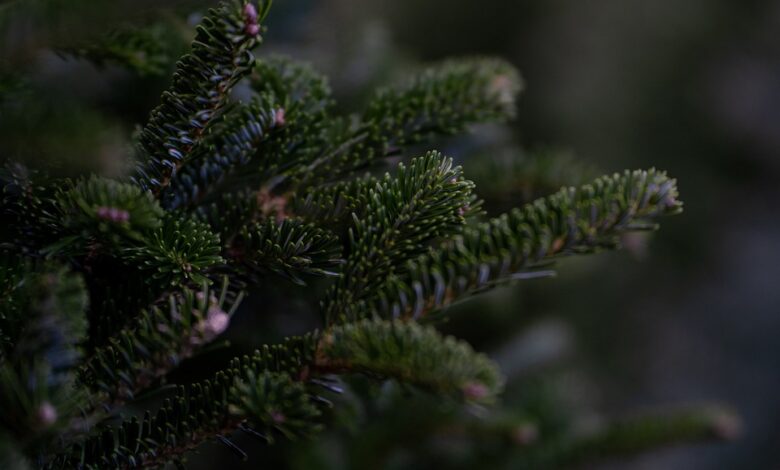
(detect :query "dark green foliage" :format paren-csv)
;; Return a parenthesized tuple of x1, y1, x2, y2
(0, 1, 729, 469)
(322, 152, 478, 323)
(366, 169, 682, 320)
(132, 0, 271, 193)
(315, 320, 503, 404)
(248, 56, 334, 179)
(514, 406, 740, 469)
(467, 147, 597, 208)
(0, 164, 62, 252)
(57, 23, 177, 77)
(163, 96, 285, 210)
(300, 58, 522, 185)
(230, 371, 323, 443)
(229, 219, 342, 285)
(54, 176, 164, 248)
(50, 337, 324, 468)
(0, 262, 88, 450)
(122, 216, 223, 287)
(0, 253, 32, 358)
(79, 280, 242, 408)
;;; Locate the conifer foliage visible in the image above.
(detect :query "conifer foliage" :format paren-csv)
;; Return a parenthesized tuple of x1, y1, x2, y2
(0, 1, 735, 468)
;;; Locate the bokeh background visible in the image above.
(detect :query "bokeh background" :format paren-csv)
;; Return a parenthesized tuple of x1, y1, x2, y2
(2, 0, 779, 468)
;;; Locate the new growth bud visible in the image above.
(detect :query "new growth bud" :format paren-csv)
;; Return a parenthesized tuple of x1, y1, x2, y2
(244, 3, 260, 36)
(96, 206, 130, 223)
(37, 401, 58, 427)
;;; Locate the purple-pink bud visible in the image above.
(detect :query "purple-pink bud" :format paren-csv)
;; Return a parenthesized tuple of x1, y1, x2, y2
(244, 3, 260, 36)
(462, 381, 489, 401)
(204, 305, 230, 337)
(274, 108, 286, 127)
(269, 410, 286, 424)
(37, 401, 58, 427)
(246, 23, 260, 36)
(243, 3, 258, 22)
(96, 206, 130, 223)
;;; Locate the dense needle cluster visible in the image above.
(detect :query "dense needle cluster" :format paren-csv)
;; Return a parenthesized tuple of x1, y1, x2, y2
(0, 1, 736, 468)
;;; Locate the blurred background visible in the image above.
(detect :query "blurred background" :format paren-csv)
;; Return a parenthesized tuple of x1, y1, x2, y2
(2, 0, 779, 468)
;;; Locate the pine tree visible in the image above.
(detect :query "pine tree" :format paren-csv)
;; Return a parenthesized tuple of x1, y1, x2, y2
(0, 1, 738, 468)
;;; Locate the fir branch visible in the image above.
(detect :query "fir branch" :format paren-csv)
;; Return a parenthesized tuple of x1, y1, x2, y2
(132, 0, 271, 194)
(321, 151, 477, 324)
(0, 252, 31, 360)
(121, 215, 223, 287)
(366, 169, 682, 320)
(466, 146, 598, 209)
(291, 176, 375, 228)
(195, 188, 262, 241)
(227, 219, 343, 286)
(0, 263, 88, 450)
(516, 406, 740, 469)
(300, 57, 522, 185)
(248, 55, 333, 179)
(0, 163, 63, 253)
(49, 340, 322, 469)
(56, 23, 178, 77)
(78, 280, 242, 411)
(52, 317, 501, 467)
(48, 176, 164, 255)
(164, 56, 333, 210)
(313, 319, 503, 404)
(229, 370, 323, 443)
(162, 95, 285, 210)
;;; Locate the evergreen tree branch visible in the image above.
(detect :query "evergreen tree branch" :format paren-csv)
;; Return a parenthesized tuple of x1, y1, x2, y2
(120, 215, 223, 287)
(162, 95, 285, 210)
(78, 280, 242, 413)
(292, 175, 376, 228)
(516, 406, 740, 469)
(0, 163, 64, 253)
(466, 146, 598, 209)
(298, 58, 522, 186)
(163, 56, 333, 211)
(0, 263, 88, 456)
(321, 151, 477, 324)
(47, 176, 165, 256)
(51, 318, 501, 467)
(248, 56, 334, 179)
(226, 219, 343, 286)
(132, 0, 271, 195)
(55, 22, 181, 77)
(48, 337, 321, 468)
(312, 319, 503, 404)
(365, 169, 682, 320)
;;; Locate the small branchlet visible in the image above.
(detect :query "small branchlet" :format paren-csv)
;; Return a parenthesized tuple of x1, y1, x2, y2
(365, 169, 681, 320)
(132, 0, 271, 194)
(321, 151, 478, 324)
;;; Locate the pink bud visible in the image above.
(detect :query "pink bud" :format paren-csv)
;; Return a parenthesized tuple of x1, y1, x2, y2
(274, 108, 286, 127)
(37, 401, 58, 427)
(244, 3, 260, 36)
(96, 206, 130, 223)
(245, 23, 260, 36)
(204, 306, 230, 337)
(270, 410, 286, 424)
(243, 3, 258, 22)
(462, 381, 489, 401)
